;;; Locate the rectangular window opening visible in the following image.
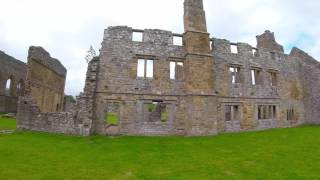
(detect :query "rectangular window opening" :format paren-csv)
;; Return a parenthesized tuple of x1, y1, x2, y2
(269, 72, 278, 86)
(144, 101, 170, 122)
(132, 32, 143, 42)
(251, 69, 262, 85)
(230, 67, 241, 84)
(146, 60, 153, 78)
(231, 44, 238, 54)
(137, 59, 153, 79)
(170, 61, 184, 80)
(173, 36, 183, 46)
(258, 105, 277, 120)
(252, 48, 258, 57)
(137, 59, 145, 78)
(105, 102, 120, 125)
(225, 105, 240, 121)
(287, 108, 296, 121)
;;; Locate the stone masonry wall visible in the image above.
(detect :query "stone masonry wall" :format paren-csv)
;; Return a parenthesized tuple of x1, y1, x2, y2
(290, 48, 320, 124)
(16, 0, 320, 136)
(17, 57, 98, 136)
(26, 46, 66, 113)
(0, 51, 27, 112)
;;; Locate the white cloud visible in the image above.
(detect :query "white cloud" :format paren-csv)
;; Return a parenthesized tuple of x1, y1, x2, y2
(0, 0, 319, 95)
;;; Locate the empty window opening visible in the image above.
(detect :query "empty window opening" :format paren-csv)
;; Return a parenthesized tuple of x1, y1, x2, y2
(225, 105, 240, 121)
(252, 48, 258, 57)
(287, 108, 297, 121)
(56, 104, 60, 111)
(231, 44, 238, 54)
(144, 101, 170, 122)
(105, 102, 120, 125)
(137, 59, 153, 79)
(5, 78, 11, 96)
(210, 40, 214, 51)
(170, 61, 184, 80)
(258, 105, 277, 120)
(17, 80, 24, 96)
(251, 69, 262, 85)
(269, 72, 278, 86)
(173, 36, 183, 46)
(132, 32, 143, 42)
(229, 67, 241, 84)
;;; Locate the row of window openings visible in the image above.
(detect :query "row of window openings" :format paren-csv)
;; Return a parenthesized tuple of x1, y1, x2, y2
(104, 101, 170, 125)
(4, 78, 23, 96)
(133, 34, 275, 59)
(137, 59, 183, 80)
(225, 105, 279, 121)
(230, 67, 278, 86)
(230, 44, 257, 57)
(132, 32, 183, 46)
(231, 44, 278, 60)
(105, 103, 296, 125)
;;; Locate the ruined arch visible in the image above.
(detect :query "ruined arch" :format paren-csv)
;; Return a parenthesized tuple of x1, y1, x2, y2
(16, 79, 25, 96)
(5, 77, 12, 96)
(5, 75, 17, 97)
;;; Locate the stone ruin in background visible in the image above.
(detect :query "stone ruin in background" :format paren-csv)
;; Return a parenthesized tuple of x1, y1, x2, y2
(8, 0, 320, 136)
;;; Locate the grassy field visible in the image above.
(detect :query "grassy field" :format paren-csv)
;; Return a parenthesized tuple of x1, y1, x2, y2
(0, 117, 320, 179)
(0, 112, 16, 130)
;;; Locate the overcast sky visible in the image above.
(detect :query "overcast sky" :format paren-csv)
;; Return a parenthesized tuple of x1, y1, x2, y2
(0, 0, 319, 96)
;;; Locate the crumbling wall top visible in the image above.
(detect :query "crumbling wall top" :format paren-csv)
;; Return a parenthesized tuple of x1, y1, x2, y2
(0, 51, 26, 68)
(28, 46, 67, 77)
(256, 30, 284, 53)
(103, 26, 181, 46)
(290, 47, 320, 67)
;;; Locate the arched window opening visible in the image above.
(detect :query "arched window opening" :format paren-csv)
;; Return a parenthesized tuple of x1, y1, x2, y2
(5, 78, 12, 96)
(17, 80, 24, 96)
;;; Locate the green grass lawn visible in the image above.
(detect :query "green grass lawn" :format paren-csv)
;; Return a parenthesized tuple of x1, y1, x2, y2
(0, 112, 16, 131)
(1, 117, 320, 179)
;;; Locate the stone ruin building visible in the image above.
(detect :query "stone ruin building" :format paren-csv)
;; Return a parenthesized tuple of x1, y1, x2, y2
(0, 51, 26, 113)
(0, 47, 70, 114)
(16, 0, 320, 136)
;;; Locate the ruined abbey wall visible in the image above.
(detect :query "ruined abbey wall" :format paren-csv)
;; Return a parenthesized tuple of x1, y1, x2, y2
(26, 46, 66, 112)
(0, 51, 26, 112)
(17, 56, 96, 136)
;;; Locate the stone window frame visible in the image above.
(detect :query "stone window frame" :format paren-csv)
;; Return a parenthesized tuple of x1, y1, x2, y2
(168, 57, 185, 81)
(250, 66, 263, 86)
(210, 39, 214, 52)
(267, 69, 279, 87)
(132, 29, 144, 42)
(252, 48, 259, 57)
(255, 103, 279, 120)
(103, 100, 121, 126)
(141, 99, 175, 123)
(135, 54, 157, 80)
(4, 75, 16, 97)
(221, 102, 243, 122)
(287, 107, 298, 121)
(230, 43, 239, 54)
(172, 34, 183, 46)
(228, 64, 243, 84)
